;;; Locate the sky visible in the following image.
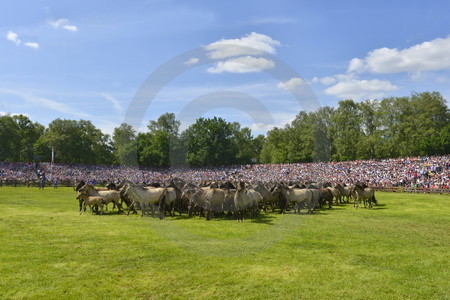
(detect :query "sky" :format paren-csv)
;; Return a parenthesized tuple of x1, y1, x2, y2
(1, 0, 450, 135)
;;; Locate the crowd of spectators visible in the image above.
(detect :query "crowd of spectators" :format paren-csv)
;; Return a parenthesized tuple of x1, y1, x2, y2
(1, 155, 449, 189)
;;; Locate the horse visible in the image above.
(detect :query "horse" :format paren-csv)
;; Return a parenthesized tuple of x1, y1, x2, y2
(203, 187, 234, 220)
(74, 180, 86, 192)
(252, 182, 278, 213)
(78, 184, 122, 213)
(162, 183, 182, 217)
(120, 182, 167, 218)
(272, 184, 314, 214)
(335, 183, 352, 203)
(352, 185, 376, 209)
(234, 182, 262, 222)
(326, 186, 342, 205)
(77, 193, 105, 215)
(182, 187, 207, 217)
(319, 188, 333, 209)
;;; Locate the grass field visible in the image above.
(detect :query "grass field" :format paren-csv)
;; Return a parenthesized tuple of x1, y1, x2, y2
(0, 187, 448, 299)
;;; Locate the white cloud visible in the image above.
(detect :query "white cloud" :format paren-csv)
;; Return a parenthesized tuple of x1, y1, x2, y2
(324, 79, 398, 100)
(348, 36, 450, 74)
(0, 88, 90, 119)
(6, 31, 21, 45)
(204, 32, 281, 60)
(49, 18, 78, 31)
(63, 25, 78, 32)
(101, 93, 123, 113)
(207, 56, 275, 73)
(24, 42, 39, 49)
(49, 18, 69, 28)
(277, 77, 308, 92)
(312, 73, 355, 86)
(184, 57, 199, 65)
(6, 31, 39, 49)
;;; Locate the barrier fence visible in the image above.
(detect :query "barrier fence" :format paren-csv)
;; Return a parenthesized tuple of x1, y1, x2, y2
(373, 186, 450, 194)
(1, 179, 450, 194)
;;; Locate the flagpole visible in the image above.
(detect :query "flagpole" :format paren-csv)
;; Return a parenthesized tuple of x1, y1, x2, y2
(51, 147, 54, 180)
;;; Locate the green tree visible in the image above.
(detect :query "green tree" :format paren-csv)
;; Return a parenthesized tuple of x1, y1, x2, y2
(260, 127, 288, 164)
(311, 106, 334, 162)
(409, 92, 449, 155)
(331, 99, 362, 161)
(231, 122, 256, 164)
(138, 113, 181, 166)
(112, 123, 137, 165)
(356, 100, 380, 159)
(13, 115, 45, 162)
(184, 117, 237, 166)
(0, 114, 20, 161)
(35, 119, 112, 164)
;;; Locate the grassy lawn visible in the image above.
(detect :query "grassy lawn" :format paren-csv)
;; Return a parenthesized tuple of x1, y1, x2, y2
(0, 187, 448, 299)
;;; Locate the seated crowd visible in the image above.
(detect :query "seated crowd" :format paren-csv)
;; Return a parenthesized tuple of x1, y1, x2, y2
(0, 155, 449, 189)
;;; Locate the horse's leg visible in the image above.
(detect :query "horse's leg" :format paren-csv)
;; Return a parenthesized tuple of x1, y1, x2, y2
(158, 198, 166, 220)
(127, 201, 134, 215)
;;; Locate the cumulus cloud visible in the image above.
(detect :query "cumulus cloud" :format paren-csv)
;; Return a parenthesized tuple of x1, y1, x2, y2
(184, 57, 199, 65)
(348, 36, 450, 74)
(6, 31, 21, 45)
(204, 32, 281, 60)
(49, 18, 78, 31)
(63, 25, 78, 32)
(312, 73, 356, 86)
(204, 32, 280, 74)
(24, 42, 39, 49)
(324, 79, 398, 100)
(207, 56, 275, 73)
(277, 77, 308, 92)
(6, 31, 39, 49)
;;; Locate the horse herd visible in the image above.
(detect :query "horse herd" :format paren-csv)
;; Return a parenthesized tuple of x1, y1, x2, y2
(75, 179, 377, 221)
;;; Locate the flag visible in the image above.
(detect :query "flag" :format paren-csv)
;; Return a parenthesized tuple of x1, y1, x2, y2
(51, 147, 54, 165)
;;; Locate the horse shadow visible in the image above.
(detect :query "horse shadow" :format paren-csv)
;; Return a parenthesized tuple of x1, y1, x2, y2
(250, 213, 276, 225)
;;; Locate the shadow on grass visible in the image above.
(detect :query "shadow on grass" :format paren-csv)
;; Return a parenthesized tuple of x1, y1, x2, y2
(250, 213, 277, 225)
(162, 211, 278, 225)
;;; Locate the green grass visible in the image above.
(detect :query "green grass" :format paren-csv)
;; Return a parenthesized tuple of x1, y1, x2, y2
(0, 187, 449, 299)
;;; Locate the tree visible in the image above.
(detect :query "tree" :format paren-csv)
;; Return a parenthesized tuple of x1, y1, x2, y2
(356, 100, 380, 159)
(409, 92, 449, 155)
(331, 99, 362, 161)
(35, 119, 112, 164)
(13, 115, 44, 162)
(138, 113, 182, 166)
(260, 127, 288, 164)
(231, 122, 256, 164)
(0, 115, 20, 161)
(112, 123, 137, 165)
(311, 106, 334, 162)
(184, 117, 238, 166)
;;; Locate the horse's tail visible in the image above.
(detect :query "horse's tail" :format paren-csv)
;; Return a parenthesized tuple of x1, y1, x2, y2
(372, 194, 377, 205)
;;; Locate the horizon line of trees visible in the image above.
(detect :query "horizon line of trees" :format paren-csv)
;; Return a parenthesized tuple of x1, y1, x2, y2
(1, 91, 449, 166)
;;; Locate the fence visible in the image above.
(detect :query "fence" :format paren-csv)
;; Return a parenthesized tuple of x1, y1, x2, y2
(373, 186, 450, 194)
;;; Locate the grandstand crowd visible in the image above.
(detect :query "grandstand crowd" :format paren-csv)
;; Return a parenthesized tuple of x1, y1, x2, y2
(1, 155, 449, 189)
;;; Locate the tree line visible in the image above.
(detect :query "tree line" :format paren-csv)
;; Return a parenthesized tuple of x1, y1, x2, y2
(1, 91, 449, 166)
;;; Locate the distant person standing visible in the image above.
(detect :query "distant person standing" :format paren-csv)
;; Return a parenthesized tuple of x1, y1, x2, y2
(39, 171, 46, 189)
(53, 178, 59, 189)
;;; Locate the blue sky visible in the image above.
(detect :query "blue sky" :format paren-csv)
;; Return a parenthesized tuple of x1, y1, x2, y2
(1, 0, 450, 135)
